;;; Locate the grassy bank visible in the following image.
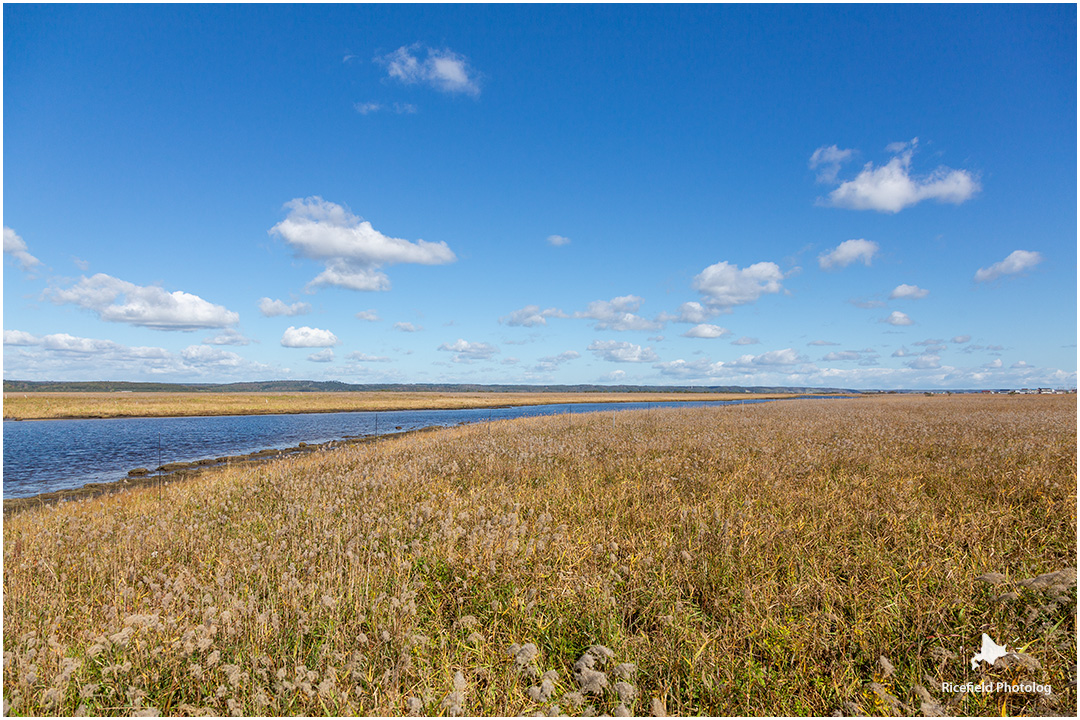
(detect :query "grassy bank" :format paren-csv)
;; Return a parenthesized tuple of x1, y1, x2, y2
(3, 395, 1074, 716)
(1, 390, 806, 421)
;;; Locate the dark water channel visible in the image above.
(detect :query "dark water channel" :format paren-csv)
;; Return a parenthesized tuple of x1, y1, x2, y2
(3, 397, 815, 499)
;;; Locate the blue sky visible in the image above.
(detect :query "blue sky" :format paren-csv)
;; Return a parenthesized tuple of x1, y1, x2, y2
(4, 4, 1076, 389)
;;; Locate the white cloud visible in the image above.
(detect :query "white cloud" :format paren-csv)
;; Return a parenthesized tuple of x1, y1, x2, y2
(376, 44, 481, 96)
(974, 250, 1043, 282)
(808, 340, 840, 346)
(202, 329, 254, 346)
(732, 336, 760, 346)
(905, 354, 942, 370)
(3, 227, 42, 271)
(1010, 360, 1033, 369)
(575, 295, 662, 331)
(882, 311, 913, 326)
(355, 101, 417, 115)
(49, 273, 239, 330)
(890, 284, 929, 300)
(731, 348, 805, 367)
(982, 358, 1003, 369)
(849, 298, 887, 309)
(4, 329, 39, 346)
(547, 234, 571, 247)
(394, 321, 423, 333)
(500, 305, 568, 327)
(355, 310, 380, 322)
(599, 369, 627, 382)
(587, 340, 659, 363)
(259, 297, 312, 317)
(269, 197, 456, 292)
(952, 335, 971, 344)
(808, 144, 855, 184)
(822, 139, 980, 213)
(346, 351, 391, 362)
(280, 326, 339, 348)
(692, 261, 784, 309)
(307, 349, 335, 363)
(682, 324, 730, 339)
(3, 331, 273, 380)
(535, 350, 581, 372)
(892, 347, 914, 357)
(438, 338, 499, 363)
(819, 239, 879, 269)
(658, 301, 719, 324)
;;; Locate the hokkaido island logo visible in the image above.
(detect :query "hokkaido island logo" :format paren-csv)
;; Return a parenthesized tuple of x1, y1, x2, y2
(970, 633, 1009, 669)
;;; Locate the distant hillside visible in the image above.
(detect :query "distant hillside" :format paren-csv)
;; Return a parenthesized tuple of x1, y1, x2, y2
(3, 380, 860, 395)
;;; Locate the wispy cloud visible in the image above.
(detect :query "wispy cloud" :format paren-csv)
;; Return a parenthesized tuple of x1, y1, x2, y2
(355, 310, 380, 322)
(202, 329, 254, 346)
(546, 234, 571, 247)
(394, 321, 423, 333)
(974, 250, 1043, 282)
(534, 350, 580, 372)
(376, 44, 481, 97)
(354, 101, 417, 115)
(438, 338, 499, 363)
(587, 340, 659, 363)
(307, 348, 335, 363)
(818, 138, 980, 213)
(819, 239, 878, 269)
(49, 273, 239, 331)
(259, 297, 312, 317)
(808, 144, 855, 184)
(3, 227, 42, 271)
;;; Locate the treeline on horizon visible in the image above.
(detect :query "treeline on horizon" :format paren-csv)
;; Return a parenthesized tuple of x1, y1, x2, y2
(2, 379, 859, 395)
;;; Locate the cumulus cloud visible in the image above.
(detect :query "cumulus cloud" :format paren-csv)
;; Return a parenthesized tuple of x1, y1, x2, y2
(355, 310, 380, 321)
(819, 239, 879, 269)
(269, 197, 456, 292)
(280, 326, 339, 348)
(394, 321, 423, 332)
(692, 261, 784, 309)
(547, 234, 571, 247)
(587, 340, 659, 363)
(974, 250, 1043, 282)
(575, 295, 662, 331)
(820, 138, 980, 212)
(682, 324, 730, 339)
(438, 338, 499, 363)
(882, 311, 913, 326)
(654, 348, 806, 380)
(952, 335, 971, 344)
(307, 349, 335, 363)
(3, 227, 42, 271)
(808, 144, 855, 184)
(731, 336, 760, 346)
(982, 358, 1003, 369)
(49, 273, 239, 331)
(500, 305, 568, 327)
(658, 301, 719, 324)
(259, 297, 312, 317)
(890, 283, 929, 300)
(376, 44, 481, 96)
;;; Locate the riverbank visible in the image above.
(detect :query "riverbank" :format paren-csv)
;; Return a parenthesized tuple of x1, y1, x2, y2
(3, 395, 1074, 716)
(1, 390, 822, 421)
(1, 426, 441, 515)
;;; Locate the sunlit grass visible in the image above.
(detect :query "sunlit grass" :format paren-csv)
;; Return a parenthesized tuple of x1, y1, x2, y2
(3, 395, 1074, 716)
(1, 390, 805, 421)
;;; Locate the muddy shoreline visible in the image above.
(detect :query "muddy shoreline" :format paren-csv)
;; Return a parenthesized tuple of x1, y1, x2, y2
(2, 425, 442, 514)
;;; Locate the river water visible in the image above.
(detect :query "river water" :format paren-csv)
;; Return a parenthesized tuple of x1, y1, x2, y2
(3, 397, 799, 499)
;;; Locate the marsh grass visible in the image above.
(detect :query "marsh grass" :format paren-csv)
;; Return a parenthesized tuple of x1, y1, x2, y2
(1, 390, 800, 421)
(3, 395, 1075, 716)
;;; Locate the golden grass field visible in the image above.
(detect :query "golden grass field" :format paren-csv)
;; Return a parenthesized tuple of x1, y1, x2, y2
(2, 394, 1075, 716)
(1, 391, 803, 421)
